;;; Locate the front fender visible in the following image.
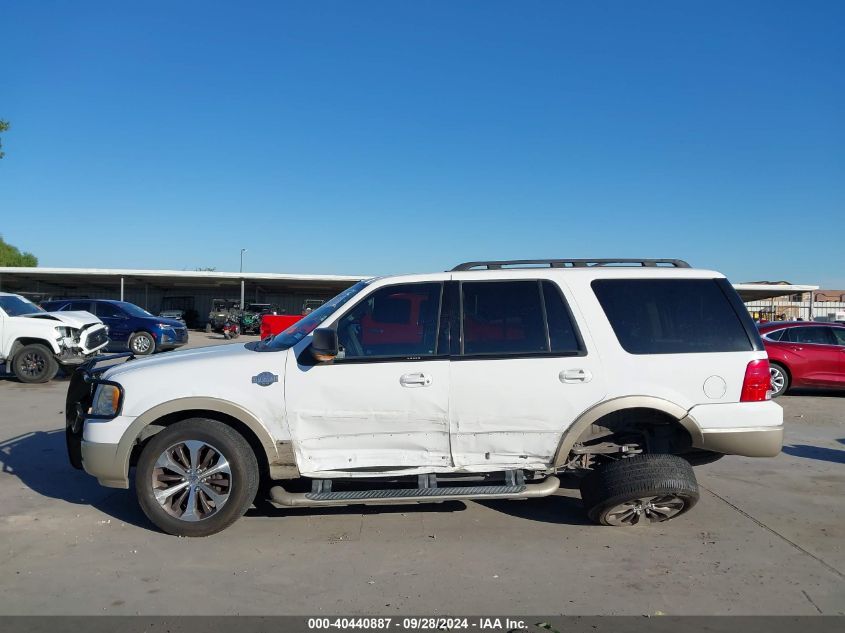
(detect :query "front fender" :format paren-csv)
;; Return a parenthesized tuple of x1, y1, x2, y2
(86, 397, 294, 488)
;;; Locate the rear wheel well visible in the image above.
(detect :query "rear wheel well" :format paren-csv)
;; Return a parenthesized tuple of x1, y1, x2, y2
(770, 360, 790, 379)
(129, 409, 271, 484)
(564, 407, 697, 471)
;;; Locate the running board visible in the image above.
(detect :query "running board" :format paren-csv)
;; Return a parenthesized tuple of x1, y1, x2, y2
(269, 475, 560, 508)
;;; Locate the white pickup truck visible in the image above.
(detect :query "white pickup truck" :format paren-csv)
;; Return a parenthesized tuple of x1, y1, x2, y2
(0, 292, 109, 382)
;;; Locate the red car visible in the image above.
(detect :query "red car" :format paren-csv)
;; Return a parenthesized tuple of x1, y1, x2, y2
(758, 321, 845, 397)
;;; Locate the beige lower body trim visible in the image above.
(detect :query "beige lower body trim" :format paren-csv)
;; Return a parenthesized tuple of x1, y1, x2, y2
(81, 441, 129, 489)
(695, 425, 784, 457)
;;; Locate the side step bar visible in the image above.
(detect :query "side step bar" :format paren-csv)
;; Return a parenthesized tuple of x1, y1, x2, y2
(269, 475, 560, 508)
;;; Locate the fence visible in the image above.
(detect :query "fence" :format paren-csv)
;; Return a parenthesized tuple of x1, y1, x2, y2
(744, 299, 845, 322)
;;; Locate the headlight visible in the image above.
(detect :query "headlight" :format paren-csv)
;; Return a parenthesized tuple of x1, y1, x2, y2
(155, 323, 175, 330)
(89, 383, 122, 418)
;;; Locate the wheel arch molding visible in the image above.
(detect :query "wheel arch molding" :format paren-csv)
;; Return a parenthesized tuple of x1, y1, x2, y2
(552, 395, 697, 469)
(114, 397, 295, 486)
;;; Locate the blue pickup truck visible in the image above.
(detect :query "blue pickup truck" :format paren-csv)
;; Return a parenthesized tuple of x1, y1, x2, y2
(40, 299, 188, 355)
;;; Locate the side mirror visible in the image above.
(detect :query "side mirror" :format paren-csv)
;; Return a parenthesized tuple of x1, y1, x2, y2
(311, 328, 339, 361)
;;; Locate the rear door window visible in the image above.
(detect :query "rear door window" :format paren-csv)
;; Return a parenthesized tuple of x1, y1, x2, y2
(461, 281, 546, 355)
(542, 281, 583, 354)
(460, 280, 584, 356)
(784, 326, 836, 345)
(592, 279, 754, 354)
(832, 328, 845, 346)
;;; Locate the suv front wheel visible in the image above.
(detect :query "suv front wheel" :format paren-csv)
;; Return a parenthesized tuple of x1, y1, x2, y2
(135, 419, 259, 536)
(579, 454, 699, 526)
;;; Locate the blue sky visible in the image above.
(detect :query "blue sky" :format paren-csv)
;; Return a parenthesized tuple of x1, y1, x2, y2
(2, 1, 843, 286)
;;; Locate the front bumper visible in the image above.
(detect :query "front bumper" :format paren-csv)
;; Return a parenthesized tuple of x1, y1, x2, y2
(156, 327, 189, 349)
(81, 440, 129, 489)
(683, 400, 784, 457)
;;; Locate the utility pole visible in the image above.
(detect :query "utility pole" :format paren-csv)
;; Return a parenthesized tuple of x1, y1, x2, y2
(240, 249, 247, 310)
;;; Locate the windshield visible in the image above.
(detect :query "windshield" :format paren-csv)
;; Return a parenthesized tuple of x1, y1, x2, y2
(257, 280, 371, 351)
(0, 295, 44, 317)
(115, 301, 153, 318)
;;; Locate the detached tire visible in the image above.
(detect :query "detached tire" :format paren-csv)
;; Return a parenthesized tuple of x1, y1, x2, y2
(13, 344, 59, 383)
(580, 454, 699, 526)
(129, 331, 156, 355)
(135, 419, 259, 537)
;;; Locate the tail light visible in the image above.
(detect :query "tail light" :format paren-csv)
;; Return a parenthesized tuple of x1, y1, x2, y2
(741, 359, 772, 402)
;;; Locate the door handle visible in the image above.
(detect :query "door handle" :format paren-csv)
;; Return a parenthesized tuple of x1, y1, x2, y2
(560, 368, 593, 384)
(789, 346, 804, 352)
(400, 372, 432, 387)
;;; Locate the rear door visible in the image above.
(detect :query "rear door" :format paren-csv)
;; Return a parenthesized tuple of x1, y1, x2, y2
(448, 278, 606, 470)
(782, 326, 842, 386)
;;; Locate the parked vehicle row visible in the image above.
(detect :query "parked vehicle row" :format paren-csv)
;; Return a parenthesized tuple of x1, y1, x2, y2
(0, 292, 109, 383)
(41, 299, 189, 356)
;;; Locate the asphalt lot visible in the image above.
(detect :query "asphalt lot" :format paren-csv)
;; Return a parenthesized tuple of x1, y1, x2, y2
(0, 333, 843, 615)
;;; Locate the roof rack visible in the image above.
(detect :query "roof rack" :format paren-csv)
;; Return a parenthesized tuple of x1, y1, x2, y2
(451, 258, 691, 271)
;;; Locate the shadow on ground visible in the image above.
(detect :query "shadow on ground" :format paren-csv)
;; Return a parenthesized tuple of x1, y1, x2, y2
(0, 428, 152, 528)
(3, 428, 593, 531)
(782, 444, 845, 464)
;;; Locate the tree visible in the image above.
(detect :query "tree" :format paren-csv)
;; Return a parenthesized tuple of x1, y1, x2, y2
(0, 235, 38, 267)
(0, 120, 8, 159)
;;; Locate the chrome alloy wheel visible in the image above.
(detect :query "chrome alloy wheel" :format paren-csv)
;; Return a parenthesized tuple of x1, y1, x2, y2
(152, 440, 232, 522)
(770, 365, 786, 394)
(604, 494, 687, 525)
(132, 335, 152, 354)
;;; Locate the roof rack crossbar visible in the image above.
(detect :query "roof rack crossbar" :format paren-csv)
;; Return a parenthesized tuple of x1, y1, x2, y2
(451, 259, 691, 271)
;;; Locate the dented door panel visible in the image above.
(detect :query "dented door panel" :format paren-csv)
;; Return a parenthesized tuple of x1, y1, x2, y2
(284, 355, 452, 475)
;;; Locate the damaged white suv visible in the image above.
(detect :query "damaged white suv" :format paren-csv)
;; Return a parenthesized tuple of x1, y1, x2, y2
(66, 259, 783, 536)
(0, 292, 109, 383)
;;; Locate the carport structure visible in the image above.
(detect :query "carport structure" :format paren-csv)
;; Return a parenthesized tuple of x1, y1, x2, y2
(0, 267, 820, 326)
(0, 267, 365, 327)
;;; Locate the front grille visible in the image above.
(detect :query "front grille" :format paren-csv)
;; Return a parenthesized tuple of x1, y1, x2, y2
(85, 328, 109, 349)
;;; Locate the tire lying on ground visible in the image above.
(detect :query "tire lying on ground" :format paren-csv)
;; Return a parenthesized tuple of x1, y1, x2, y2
(579, 453, 699, 526)
(135, 418, 259, 537)
(13, 343, 59, 383)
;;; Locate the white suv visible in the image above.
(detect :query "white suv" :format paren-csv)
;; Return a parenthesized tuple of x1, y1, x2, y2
(66, 259, 783, 536)
(0, 292, 108, 383)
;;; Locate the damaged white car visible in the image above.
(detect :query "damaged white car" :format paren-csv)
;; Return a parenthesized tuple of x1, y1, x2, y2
(0, 292, 109, 383)
(66, 259, 783, 536)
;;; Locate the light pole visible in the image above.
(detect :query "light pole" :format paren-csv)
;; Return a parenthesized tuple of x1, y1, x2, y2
(240, 248, 247, 311)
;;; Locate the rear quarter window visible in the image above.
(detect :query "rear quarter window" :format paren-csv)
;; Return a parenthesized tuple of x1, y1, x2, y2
(592, 279, 755, 354)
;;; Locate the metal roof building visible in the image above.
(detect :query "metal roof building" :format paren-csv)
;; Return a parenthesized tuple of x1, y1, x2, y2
(0, 266, 819, 326)
(0, 267, 366, 325)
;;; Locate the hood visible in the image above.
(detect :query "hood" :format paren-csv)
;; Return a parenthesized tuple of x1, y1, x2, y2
(23, 310, 103, 330)
(104, 342, 253, 381)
